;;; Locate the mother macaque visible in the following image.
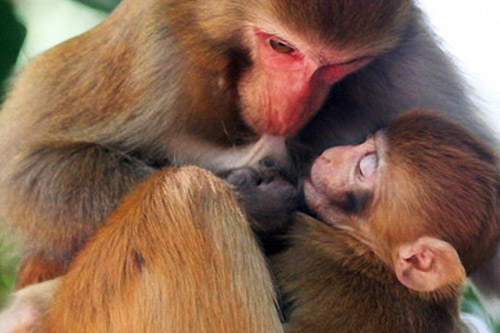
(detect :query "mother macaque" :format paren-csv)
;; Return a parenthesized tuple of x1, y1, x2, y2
(0, 0, 498, 321)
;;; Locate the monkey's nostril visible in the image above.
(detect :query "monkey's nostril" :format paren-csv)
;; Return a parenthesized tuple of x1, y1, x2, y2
(259, 156, 277, 168)
(255, 174, 264, 186)
(319, 155, 330, 164)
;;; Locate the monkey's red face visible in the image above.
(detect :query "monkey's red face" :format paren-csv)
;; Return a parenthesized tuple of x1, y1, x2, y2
(304, 135, 382, 226)
(237, 26, 374, 136)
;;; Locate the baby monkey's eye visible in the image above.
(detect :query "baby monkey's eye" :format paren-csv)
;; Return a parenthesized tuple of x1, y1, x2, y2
(359, 152, 378, 179)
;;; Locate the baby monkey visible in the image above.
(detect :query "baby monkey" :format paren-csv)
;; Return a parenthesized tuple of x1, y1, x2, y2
(271, 109, 500, 332)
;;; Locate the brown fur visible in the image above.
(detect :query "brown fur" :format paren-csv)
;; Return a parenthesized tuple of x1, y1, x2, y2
(274, 214, 468, 333)
(45, 166, 282, 332)
(273, 110, 500, 332)
(15, 255, 67, 289)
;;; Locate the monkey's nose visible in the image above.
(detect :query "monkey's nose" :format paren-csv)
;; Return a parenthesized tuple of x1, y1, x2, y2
(318, 154, 331, 164)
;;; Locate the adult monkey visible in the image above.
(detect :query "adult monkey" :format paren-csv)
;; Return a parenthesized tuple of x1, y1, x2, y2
(0, 0, 498, 319)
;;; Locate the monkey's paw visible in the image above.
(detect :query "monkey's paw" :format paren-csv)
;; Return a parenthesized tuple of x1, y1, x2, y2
(222, 167, 298, 235)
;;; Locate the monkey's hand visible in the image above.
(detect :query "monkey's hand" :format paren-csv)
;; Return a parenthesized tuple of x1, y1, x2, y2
(221, 167, 298, 237)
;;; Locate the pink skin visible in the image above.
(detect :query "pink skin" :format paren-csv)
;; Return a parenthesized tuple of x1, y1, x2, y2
(394, 237, 466, 292)
(246, 28, 373, 136)
(304, 136, 378, 225)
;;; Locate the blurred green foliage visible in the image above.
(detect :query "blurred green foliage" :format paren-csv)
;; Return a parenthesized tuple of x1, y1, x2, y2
(462, 286, 500, 332)
(0, 0, 26, 103)
(0, 0, 25, 305)
(0, 239, 18, 307)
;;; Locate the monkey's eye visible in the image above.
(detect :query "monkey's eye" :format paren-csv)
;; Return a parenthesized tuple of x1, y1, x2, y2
(269, 38, 295, 54)
(358, 153, 378, 179)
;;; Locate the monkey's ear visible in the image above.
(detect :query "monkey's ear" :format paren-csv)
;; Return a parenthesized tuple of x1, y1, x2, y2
(393, 237, 466, 292)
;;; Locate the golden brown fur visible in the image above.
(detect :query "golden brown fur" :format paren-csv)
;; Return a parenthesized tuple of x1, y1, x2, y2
(45, 166, 282, 332)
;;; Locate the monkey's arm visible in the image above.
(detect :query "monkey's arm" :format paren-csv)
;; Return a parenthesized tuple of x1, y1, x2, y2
(1, 142, 154, 288)
(44, 166, 283, 332)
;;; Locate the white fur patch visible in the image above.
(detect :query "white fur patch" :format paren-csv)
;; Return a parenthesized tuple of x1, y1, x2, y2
(167, 134, 289, 172)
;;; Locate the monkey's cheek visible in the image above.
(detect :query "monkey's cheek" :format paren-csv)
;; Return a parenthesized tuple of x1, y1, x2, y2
(304, 179, 349, 227)
(303, 179, 327, 216)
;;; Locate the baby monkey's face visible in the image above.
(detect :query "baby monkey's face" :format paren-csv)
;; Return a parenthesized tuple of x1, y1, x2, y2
(303, 132, 386, 227)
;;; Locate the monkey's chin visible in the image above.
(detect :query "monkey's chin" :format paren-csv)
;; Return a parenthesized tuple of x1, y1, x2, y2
(303, 178, 347, 227)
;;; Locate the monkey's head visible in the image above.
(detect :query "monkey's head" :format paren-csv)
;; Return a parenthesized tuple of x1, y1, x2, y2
(304, 109, 500, 293)
(197, 0, 412, 136)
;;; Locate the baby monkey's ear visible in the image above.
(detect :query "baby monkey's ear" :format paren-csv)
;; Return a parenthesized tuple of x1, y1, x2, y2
(393, 237, 466, 292)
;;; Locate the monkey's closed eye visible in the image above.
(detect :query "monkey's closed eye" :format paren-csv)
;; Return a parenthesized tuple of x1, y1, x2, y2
(269, 38, 295, 54)
(359, 153, 378, 179)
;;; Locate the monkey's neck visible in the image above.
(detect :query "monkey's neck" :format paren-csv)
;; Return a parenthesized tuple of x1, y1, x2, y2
(272, 213, 466, 333)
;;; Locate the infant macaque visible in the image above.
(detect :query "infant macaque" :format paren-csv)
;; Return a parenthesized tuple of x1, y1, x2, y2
(274, 109, 500, 332)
